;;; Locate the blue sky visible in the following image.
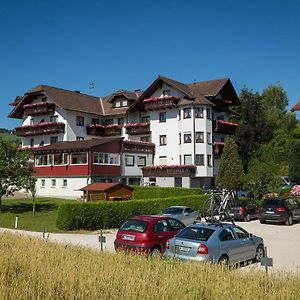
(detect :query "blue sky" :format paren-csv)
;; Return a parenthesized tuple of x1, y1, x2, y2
(1, 0, 300, 129)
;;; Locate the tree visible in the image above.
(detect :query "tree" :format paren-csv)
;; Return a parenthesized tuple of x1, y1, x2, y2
(0, 138, 32, 209)
(216, 137, 245, 192)
(23, 174, 37, 216)
(289, 141, 300, 184)
(262, 83, 288, 111)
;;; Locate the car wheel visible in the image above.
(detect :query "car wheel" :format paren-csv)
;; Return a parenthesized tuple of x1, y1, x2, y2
(285, 214, 293, 226)
(244, 214, 251, 222)
(259, 219, 266, 224)
(255, 245, 264, 262)
(150, 247, 161, 258)
(218, 255, 229, 265)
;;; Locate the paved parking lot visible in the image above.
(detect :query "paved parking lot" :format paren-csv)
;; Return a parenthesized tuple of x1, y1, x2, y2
(1, 219, 300, 273)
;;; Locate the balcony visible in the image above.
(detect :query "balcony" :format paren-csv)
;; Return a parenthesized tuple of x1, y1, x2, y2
(143, 96, 180, 111)
(86, 124, 122, 137)
(213, 142, 225, 156)
(142, 165, 196, 177)
(24, 102, 55, 116)
(123, 140, 155, 154)
(213, 120, 238, 134)
(125, 123, 150, 135)
(15, 122, 65, 137)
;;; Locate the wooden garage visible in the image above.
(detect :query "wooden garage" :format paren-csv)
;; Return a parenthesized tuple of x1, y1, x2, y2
(80, 183, 134, 202)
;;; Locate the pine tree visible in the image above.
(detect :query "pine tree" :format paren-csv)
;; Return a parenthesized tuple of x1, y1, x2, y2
(216, 137, 245, 192)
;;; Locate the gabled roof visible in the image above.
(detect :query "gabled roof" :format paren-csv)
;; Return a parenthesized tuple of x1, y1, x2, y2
(31, 137, 122, 153)
(291, 102, 300, 112)
(80, 182, 133, 192)
(9, 85, 103, 119)
(186, 78, 229, 97)
(106, 89, 141, 103)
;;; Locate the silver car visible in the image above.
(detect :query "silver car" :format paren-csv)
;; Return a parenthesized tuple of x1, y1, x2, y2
(165, 223, 264, 264)
(161, 206, 201, 225)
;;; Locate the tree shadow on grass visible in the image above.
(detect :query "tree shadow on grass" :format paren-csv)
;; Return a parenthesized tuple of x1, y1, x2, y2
(0, 202, 58, 214)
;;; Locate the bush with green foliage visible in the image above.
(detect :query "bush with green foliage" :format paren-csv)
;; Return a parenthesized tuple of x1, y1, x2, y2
(57, 194, 208, 230)
(132, 186, 202, 199)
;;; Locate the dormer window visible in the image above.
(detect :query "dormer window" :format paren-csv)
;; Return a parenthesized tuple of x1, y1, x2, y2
(41, 97, 47, 103)
(115, 99, 128, 108)
(163, 90, 170, 97)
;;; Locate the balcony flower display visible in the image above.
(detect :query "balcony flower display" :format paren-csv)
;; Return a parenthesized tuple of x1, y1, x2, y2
(23, 102, 55, 116)
(15, 122, 65, 137)
(123, 140, 155, 147)
(124, 123, 149, 128)
(143, 95, 180, 103)
(290, 185, 300, 197)
(215, 119, 238, 127)
(23, 102, 49, 108)
(125, 123, 151, 135)
(87, 124, 122, 136)
(16, 121, 64, 129)
(143, 96, 180, 111)
(142, 164, 196, 170)
(142, 164, 196, 177)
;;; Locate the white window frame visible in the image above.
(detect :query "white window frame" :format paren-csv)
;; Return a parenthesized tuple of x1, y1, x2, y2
(51, 179, 56, 188)
(62, 179, 68, 188)
(137, 156, 147, 167)
(70, 152, 88, 165)
(125, 155, 135, 166)
(40, 179, 45, 188)
(93, 152, 120, 165)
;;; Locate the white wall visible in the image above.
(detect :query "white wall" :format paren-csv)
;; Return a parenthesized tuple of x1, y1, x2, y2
(121, 153, 153, 176)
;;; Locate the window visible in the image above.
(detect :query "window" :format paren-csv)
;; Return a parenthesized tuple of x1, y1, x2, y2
(115, 101, 121, 108)
(195, 132, 204, 143)
(41, 97, 47, 102)
(35, 155, 47, 166)
(142, 116, 150, 123)
(232, 227, 249, 239)
(118, 118, 124, 126)
(30, 138, 34, 147)
(48, 154, 54, 165)
(168, 219, 185, 231)
(105, 119, 113, 125)
(178, 110, 181, 120)
(62, 179, 67, 188)
(183, 107, 191, 119)
(51, 179, 56, 187)
(179, 133, 181, 145)
(93, 152, 120, 165)
(76, 116, 84, 126)
(207, 132, 211, 144)
(125, 155, 134, 166)
(163, 89, 170, 97)
(195, 107, 204, 118)
(41, 179, 45, 187)
(30, 118, 34, 125)
(153, 219, 169, 233)
(137, 156, 146, 166)
(159, 135, 167, 146)
(195, 154, 205, 166)
(53, 154, 63, 165)
(207, 155, 212, 167)
(115, 99, 128, 108)
(183, 132, 192, 143)
(50, 136, 58, 144)
(76, 136, 84, 141)
(50, 115, 58, 122)
(159, 112, 166, 123)
(71, 153, 87, 164)
(176, 227, 215, 241)
(219, 229, 235, 241)
(140, 136, 150, 142)
(206, 108, 211, 120)
(184, 154, 192, 165)
(92, 118, 100, 125)
(63, 153, 68, 164)
(159, 156, 167, 165)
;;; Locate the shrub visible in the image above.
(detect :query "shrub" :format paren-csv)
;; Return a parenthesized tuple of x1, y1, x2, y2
(290, 185, 300, 197)
(132, 186, 203, 199)
(57, 194, 208, 230)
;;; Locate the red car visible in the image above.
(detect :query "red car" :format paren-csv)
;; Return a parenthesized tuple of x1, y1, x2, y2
(114, 215, 185, 256)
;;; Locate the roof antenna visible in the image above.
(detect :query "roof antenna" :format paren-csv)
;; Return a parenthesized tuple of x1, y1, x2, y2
(193, 79, 196, 85)
(89, 82, 95, 94)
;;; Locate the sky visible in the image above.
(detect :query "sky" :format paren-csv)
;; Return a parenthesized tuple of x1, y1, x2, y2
(1, 0, 300, 129)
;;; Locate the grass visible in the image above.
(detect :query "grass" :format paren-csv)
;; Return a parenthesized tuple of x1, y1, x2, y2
(0, 198, 71, 232)
(0, 232, 299, 299)
(0, 132, 21, 144)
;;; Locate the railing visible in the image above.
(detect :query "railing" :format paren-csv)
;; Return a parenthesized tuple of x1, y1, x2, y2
(123, 140, 155, 154)
(15, 122, 65, 137)
(142, 164, 196, 177)
(125, 123, 150, 135)
(213, 142, 225, 156)
(86, 124, 122, 137)
(143, 96, 180, 111)
(213, 120, 238, 134)
(23, 102, 55, 116)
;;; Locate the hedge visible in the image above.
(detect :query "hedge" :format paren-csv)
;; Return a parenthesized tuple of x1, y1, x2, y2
(132, 186, 203, 200)
(57, 194, 209, 231)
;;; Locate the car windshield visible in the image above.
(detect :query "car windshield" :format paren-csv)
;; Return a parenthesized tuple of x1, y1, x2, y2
(120, 220, 149, 233)
(176, 227, 215, 241)
(162, 207, 184, 214)
(263, 199, 284, 206)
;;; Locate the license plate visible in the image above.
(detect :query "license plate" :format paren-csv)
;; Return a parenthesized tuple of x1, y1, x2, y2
(229, 213, 234, 216)
(122, 234, 135, 241)
(178, 246, 190, 252)
(266, 211, 274, 214)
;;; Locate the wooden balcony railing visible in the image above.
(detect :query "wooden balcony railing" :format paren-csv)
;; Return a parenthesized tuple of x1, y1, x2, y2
(15, 122, 65, 137)
(213, 120, 238, 134)
(86, 124, 122, 137)
(125, 123, 150, 135)
(142, 165, 196, 177)
(123, 140, 155, 154)
(143, 96, 180, 111)
(23, 102, 55, 116)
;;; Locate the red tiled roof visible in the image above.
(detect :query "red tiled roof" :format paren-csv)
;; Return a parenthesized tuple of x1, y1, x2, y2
(80, 182, 133, 192)
(291, 102, 300, 112)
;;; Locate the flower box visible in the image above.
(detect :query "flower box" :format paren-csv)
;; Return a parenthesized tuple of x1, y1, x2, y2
(213, 120, 238, 134)
(87, 124, 122, 136)
(15, 122, 65, 137)
(24, 102, 55, 116)
(142, 164, 196, 177)
(125, 123, 150, 135)
(143, 96, 180, 111)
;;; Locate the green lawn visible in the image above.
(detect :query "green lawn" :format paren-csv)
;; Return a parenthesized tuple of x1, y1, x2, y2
(0, 132, 21, 144)
(0, 198, 72, 232)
